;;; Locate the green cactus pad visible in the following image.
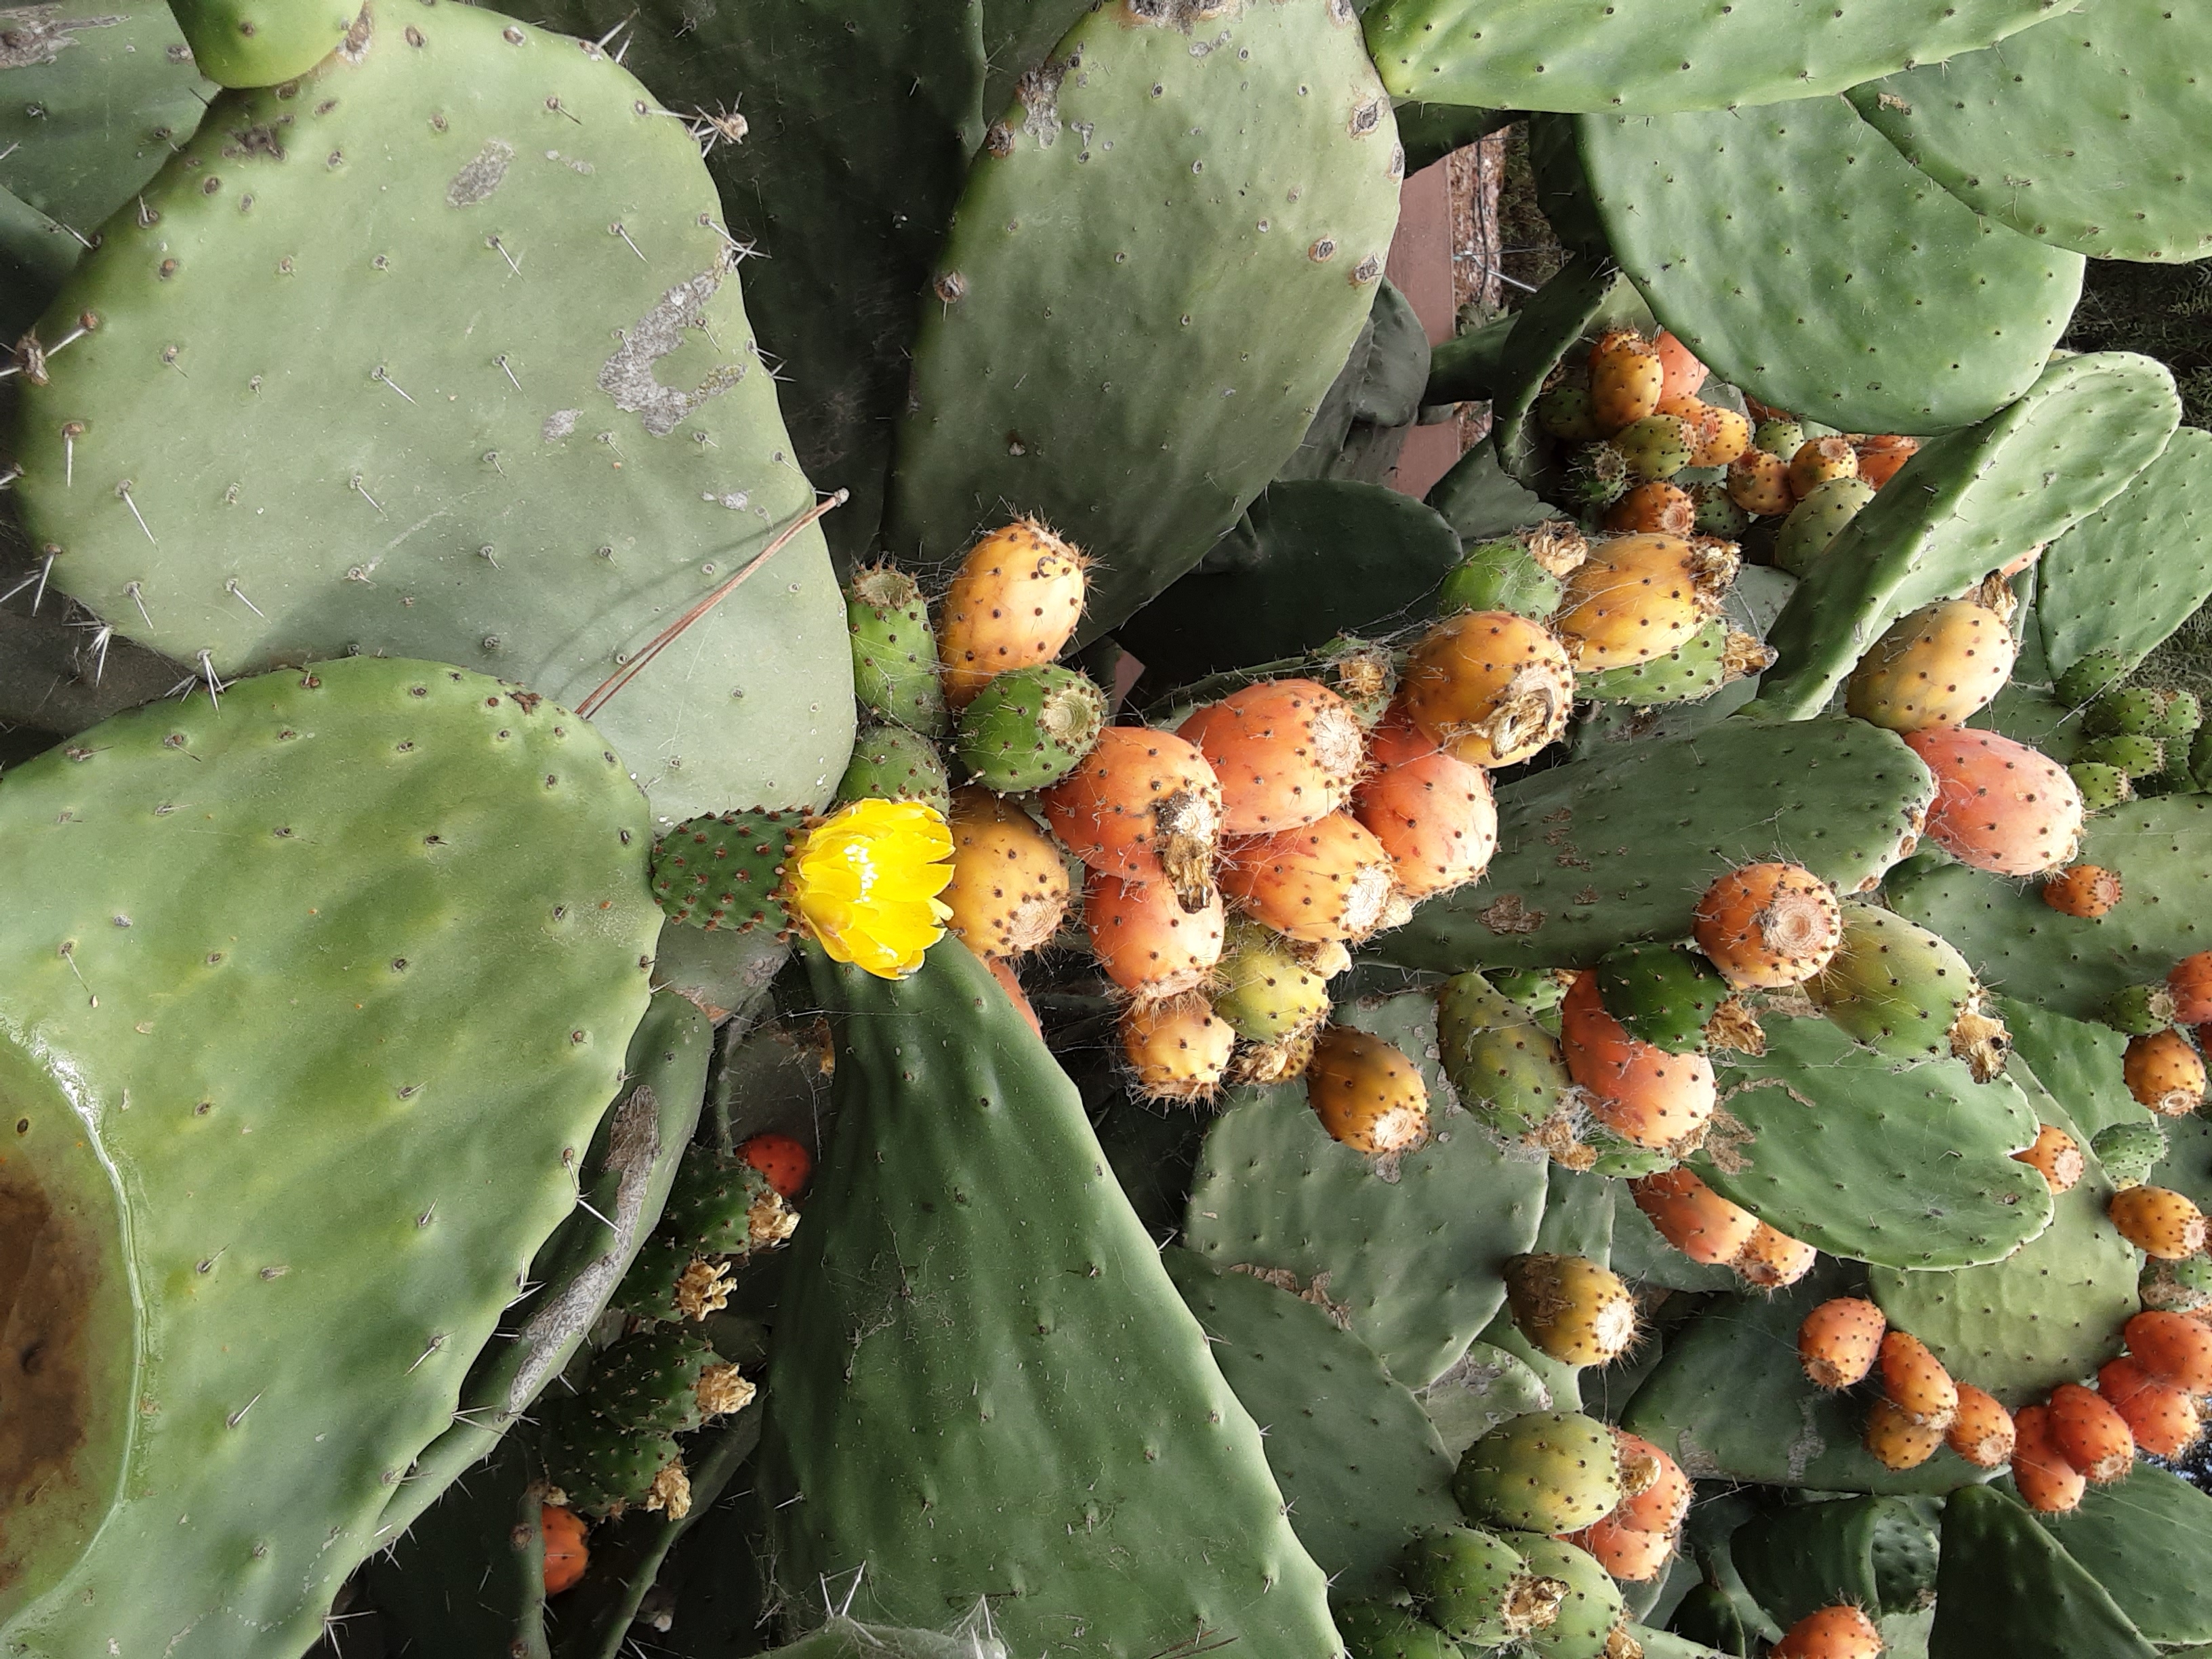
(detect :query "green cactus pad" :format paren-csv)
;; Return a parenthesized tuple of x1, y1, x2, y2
(1595, 941, 1727, 1054)
(846, 567, 949, 738)
(1501, 1532, 1622, 1659)
(1887, 795, 2212, 1023)
(1483, 259, 1652, 487)
(834, 724, 954, 815)
(1748, 352, 2181, 720)
(1850, 1, 2212, 263)
(1548, 98, 2081, 436)
(651, 811, 802, 936)
(1733, 1496, 1938, 1627)
(1360, 0, 2058, 117)
(887, 0, 1402, 642)
(953, 663, 1104, 794)
(0, 658, 659, 1656)
(1185, 991, 1548, 1387)
(1697, 1014, 2049, 1269)
(756, 942, 1340, 1656)
(364, 1434, 548, 1659)
(2032, 1462, 2212, 1646)
(1805, 903, 1984, 1066)
(9, 0, 854, 827)
(1163, 1248, 1460, 1601)
(1929, 1485, 2157, 1659)
(1380, 719, 1932, 973)
(1998, 997, 2152, 1141)
(1631, 1630, 1732, 1659)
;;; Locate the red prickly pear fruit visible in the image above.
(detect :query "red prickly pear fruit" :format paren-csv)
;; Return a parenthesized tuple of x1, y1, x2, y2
(1853, 433, 1920, 489)
(1786, 436, 1860, 500)
(2169, 952, 2212, 1023)
(1504, 1253, 1640, 1366)
(1305, 1025, 1430, 1154)
(1610, 1432, 1691, 1534)
(2108, 1184, 2209, 1258)
(1799, 1296, 1887, 1389)
(1556, 533, 1738, 672)
(1732, 1221, 1817, 1289)
(541, 1504, 590, 1595)
(2123, 1029, 2207, 1115)
(1219, 811, 1399, 945)
(2047, 1381, 2135, 1483)
(943, 787, 1072, 959)
(1041, 726, 1223, 912)
(1177, 678, 1366, 836)
(983, 953, 1044, 1040)
(1652, 330, 1708, 401)
(1560, 971, 1717, 1149)
(1844, 598, 2018, 734)
(2011, 1404, 2088, 1514)
(2042, 865, 2123, 918)
(2012, 1123, 2085, 1194)
(2127, 1310, 2212, 1393)
(1946, 1385, 2016, 1468)
(1604, 480, 1698, 535)
(1084, 869, 1224, 998)
(1879, 1330, 1959, 1429)
(1401, 612, 1576, 769)
(1902, 726, 2085, 876)
(1631, 1168, 1761, 1266)
(1353, 714, 1498, 900)
(1120, 992, 1233, 1104)
(1693, 861, 1842, 989)
(937, 518, 1088, 708)
(1864, 1395, 1945, 1471)
(1727, 449, 1793, 516)
(2099, 1356, 2204, 1458)
(1589, 337, 1664, 434)
(1564, 1516, 1674, 1582)
(1771, 1604, 1883, 1659)
(738, 1132, 813, 1200)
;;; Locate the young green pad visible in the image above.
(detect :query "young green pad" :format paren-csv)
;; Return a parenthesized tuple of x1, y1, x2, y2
(0, 658, 660, 1658)
(1929, 1486, 2157, 1659)
(2032, 1461, 2212, 1647)
(756, 941, 1339, 1657)
(9, 0, 853, 827)
(1732, 1496, 1936, 1628)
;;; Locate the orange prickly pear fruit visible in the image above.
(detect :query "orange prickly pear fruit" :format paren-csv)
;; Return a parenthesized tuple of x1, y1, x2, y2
(1610, 1432, 1692, 1534)
(1603, 480, 1697, 536)
(2123, 1029, 2207, 1115)
(1727, 448, 1793, 516)
(1120, 991, 1233, 1103)
(1631, 1168, 1761, 1266)
(1658, 396, 1751, 468)
(2047, 1381, 2135, 1482)
(1504, 1252, 1641, 1366)
(2169, 951, 2212, 1022)
(1401, 611, 1575, 769)
(1589, 335, 1664, 434)
(541, 1504, 590, 1595)
(1799, 1296, 1887, 1389)
(2099, 1356, 2204, 1458)
(1946, 1385, 2016, 1468)
(1218, 811, 1399, 945)
(1305, 1024, 1430, 1154)
(1586, 326, 1648, 371)
(1864, 1395, 1945, 1471)
(1771, 1604, 1883, 1659)
(1879, 1330, 1959, 1429)
(983, 954, 1044, 1039)
(2108, 1184, 2209, 1258)
(1559, 971, 1717, 1149)
(2127, 1310, 2212, 1394)
(1352, 714, 1498, 900)
(942, 788, 1071, 959)
(1084, 869, 1223, 998)
(739, 1132, 814, 1200)
(1902, 726, 2085, 876)
(1555, 533, 1738, 671)
(937, 518, 1087, 707)
(2042, 864, 2123, 918)
(1732, 1222, 1817, 1289)
(1853, 432, 1920, 489)
(1565, 1516, 1675, 1582)
(2012, 1123, 2085, 1194)
(1693, 861, 1842, 989)
(1844, 598, 2018, 733)
(1787, 436, 1860, 500)
(1177, 678, 1366, 836)
(1652, 331, 1708, 401)
(1040, 726, 1223, 912)
(2011, 1404, 2087, 1513)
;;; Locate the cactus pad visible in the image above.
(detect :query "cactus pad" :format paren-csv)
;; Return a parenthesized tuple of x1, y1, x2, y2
(2032, 1462, 2212, 1647)
(1732, 1496, 1938, 1627)
(1929, 1486, 2157, 1659)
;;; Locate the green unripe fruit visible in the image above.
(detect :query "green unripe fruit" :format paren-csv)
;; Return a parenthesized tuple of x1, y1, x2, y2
(1538, 384, 1601, 443)
(585, 1330, 719, 1435)
(2102, 981, 2178, 1036)
(1690, 481, 1751, 538)
(1586, 1132, 1679, 1179)
(1753, 417, 1805, 457)
(1774, 476, 1877, 575)
(1499, 1534, 1624, 1659)
(1333, 1602, 1465, 1659)
(2068, 762, 2135, 813)
(847, 565, 949, 737)
(2077, 733, 2166, 778)
(1453, 1412, 1624, 1536)
(1504, 1254, 1639, 1366)
(1563, 444, 1632, 511)
(1612, 415, 1694, 481)
(1213, 920, 1331, 1044)
(2139, 1254, 2212, 1313)
(662, 1151, 800, 1259)
(1405, 1527, 1566, 1647)
(2056, 650, 2129, 708)
(170, 0, 354, 87)
(1805, 903, 1997, 1074)
(2093, 1118, 2169, 1189)
(611, 1234, 715, 1323)
(1437, 539, 1565, 621)
(2157, 689, 2204, 741)
(544, 1399, 684, 1517)
(1595, 941, 1728, 1053)
(651, 811, 800, 935)
(1436, 974, 1576, 1145)
(1488, 968, 1571, 1017)
(835, 723, 954, 815)
(1577, 617, 1738, 708)
(954, 664, 1106, 793)
(2085, 687, 2173, 739)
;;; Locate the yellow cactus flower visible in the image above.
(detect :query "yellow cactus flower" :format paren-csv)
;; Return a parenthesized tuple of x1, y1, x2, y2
(788, 798, 955, 979)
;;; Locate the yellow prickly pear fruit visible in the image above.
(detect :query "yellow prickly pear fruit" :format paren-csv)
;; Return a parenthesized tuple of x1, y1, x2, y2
(1946, 1384, 2017, 1468)
(1787, 436, 1860, 500)
(1553, 535, 1738, 672)
(1726, 448, 1793, 516)
(1863, 1396, 1945, 1471)
(1658, 396, 1752, 468)
(1879, 1330, 1959, 1430)
(1504, 1254, 1639, 1366)
(1305, 1025, 1431, 1154)
(1845, 598, 2018, 733)
(941, 787, 1071, 959)
(1798, 1296, 1885, 1390)
(937, 518, 1088, 708)
(1212, 919, 1331, 1044)
(1401, 612, 1576, 769)
(1589, 337, 1664, 435)
(1731, 1222, 1817, 1289)
(1121, 993, 1234, 1104)
(2108, 1184, 2209, 1258)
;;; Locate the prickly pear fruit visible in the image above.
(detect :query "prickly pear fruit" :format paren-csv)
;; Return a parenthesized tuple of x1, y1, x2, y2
(1086, 869, 1224, 998)
(1771, 1605, 1882, 1659)
(2084, 687, 2175, 738)
(1500, 1532, 1625, 1659)
(1595, 942, 1729, 1055)
(584, 1330, 726, 1435)
(1179, 678, 1366, 835)
(1903, 726, 2085, 876)
(739, 1133, 813, 1199)
(1333, 1601, 1465, 1659)
(1864, 1396, 1945, 1471)
(1881, 1331, 1959, 1429)
(652, 811, 802, 936)
(2067, 762, 2135, 813)
(2158, 689, 2205, 740)
(1505, 1254, 1639, 1366)
(1754, 417, 1806, 457)
(1212, 920, 1331, 1044)
(954, 664, 1105, 793)
(1402, 611, 1576, 768)
(2127, 1310, 2212, 1393)
(2076, 733, 2166, 778)
(544, 1399, 685, 1519)
(1661, 398, 1753, 469)
(2056, 651, 2130, 708)
(2047, 1382, 2135, 1483)
(1694, 861, 1841, 989)
(2098, 1357, 2203, 1458)
(2105, 982, 2179, 1036)
(1041, 726, 1222, 910)
(1844, 598, 2017, 732)
(1589, 337, 1664, 434)
(1946, 1384, 2017, 1468)
(2140, 1254, 2212, 1313)
(1604, 480, 1698, 535)
(1612, 1432, 1692, 1532)
(1121, 993, 1234, 1104)
(2095, 1118, 2170, 1188)
(1611, 415, 1694, 481)
(1454, 1412, 1626, 1535)
(1799, 1296, 1887, 1389)
(1853, 432, 1921, 488)
(1353, 716, 1499, 900)
(1220, 811, 1399, 944)
(660, 1150, 801, 1264)
(1689, 482, 1752, 538)
(943, 788, 1071, 958)
(1787, 436, 1860, 499)
(1307, 1025, 1431, 1154)
(1436, 973, 1582, 1153)
(2123, 1029, 2207, 1114)
(2011, 1404, 2087, 1514)
(847, 565, 949, 737)
(1555, 535, 1737, 671)
(1733, 1222, 1818, 1289)
(1405, 1527, 1568, 1647)
(937, 518, 1087, 708)
(1564, 1517, 1673, 1583)
(1632, 1168, 1761, 1266)
(1804, 903, 2005, 1078)
(2042, 864, 2123, 917)
(1653, 331, 1708, 401)
(1564, 445, 1634, 512)
(2012, 1123, 2085, 1193)
(2170, 953, 2212, 1023)
(836, 724, 954, 815)
(1727, 449, 1793, 516)
(985, 954, 1046, 1038)
(542, 1504, 590, 1596)
(2108, 1184, 2208, 1258)
(1539, 384, 1603, 443)
(1560, 971, 1717, 1149)
(1774, 477, 1877, 576)
(1439, 538, 1569, 621)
